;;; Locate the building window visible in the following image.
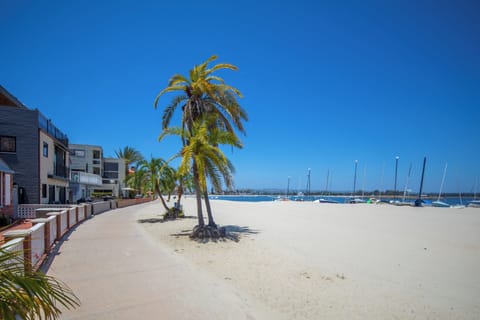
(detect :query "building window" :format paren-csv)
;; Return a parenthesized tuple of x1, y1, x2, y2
(43, 142, 49, 157)
(42, 184, 47, 198)
(0, 136, 16, 153)
(93, 150, 101, 159)
(104, 162, 119, 171)
(93, 167, 101, 175)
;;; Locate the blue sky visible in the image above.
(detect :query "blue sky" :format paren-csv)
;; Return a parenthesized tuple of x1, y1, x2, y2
(1, 0, 479, 193)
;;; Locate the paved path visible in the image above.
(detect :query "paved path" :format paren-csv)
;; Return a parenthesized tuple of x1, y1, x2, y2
(46, 201, 267, 319)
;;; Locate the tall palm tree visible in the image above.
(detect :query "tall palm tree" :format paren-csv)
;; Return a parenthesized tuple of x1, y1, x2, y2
(160, 116, 242, 231)
(155, 56, 247, 230)
(0, 246, 80, 319)
(154, 55, 247, 136)
(115, 146, 144, 178)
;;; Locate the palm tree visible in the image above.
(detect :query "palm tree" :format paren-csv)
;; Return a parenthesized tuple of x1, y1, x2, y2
(125, 164, 149, 195)
(160, 116, 242, 234)
(154, 55, 247, 136)
(138, 158, 171, 211)
(155, 56, 247, 232)
(0, 246, 80, 319)
(115, 146, 144, 178)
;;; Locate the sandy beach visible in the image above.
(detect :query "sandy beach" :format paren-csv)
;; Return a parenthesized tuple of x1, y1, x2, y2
(138, 198, 480, 319)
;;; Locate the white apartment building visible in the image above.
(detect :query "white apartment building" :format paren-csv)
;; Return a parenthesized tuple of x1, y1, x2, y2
(69, 144, 125, 201)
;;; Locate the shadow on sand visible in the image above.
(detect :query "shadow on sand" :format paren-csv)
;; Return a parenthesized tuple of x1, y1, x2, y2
(170, 225, 260, 243)
(137, 215, 197, 224)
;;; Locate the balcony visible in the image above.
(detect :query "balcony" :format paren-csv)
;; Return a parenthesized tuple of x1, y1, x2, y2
(38, 112, 69, 147)
(71, 171, 102, 186)
(48, 164, 69, 180)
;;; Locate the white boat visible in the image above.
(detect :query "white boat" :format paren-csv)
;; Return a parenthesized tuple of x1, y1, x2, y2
(348, 198, 366, 204)
(467, 200, 480, 208)
(314, 198, 339, 204)
(432, 200, 450, 208)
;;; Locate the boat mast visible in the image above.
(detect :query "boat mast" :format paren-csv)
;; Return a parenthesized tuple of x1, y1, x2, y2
(325, 169, 330, 195)
(415, 157, 427, 207)
(402, 163, 413, 202)
(437, 163, 448, 201)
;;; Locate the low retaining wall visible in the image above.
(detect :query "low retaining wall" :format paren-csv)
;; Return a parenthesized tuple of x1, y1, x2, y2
(2, 199, 150, 272)
(116, 198, 153, 208)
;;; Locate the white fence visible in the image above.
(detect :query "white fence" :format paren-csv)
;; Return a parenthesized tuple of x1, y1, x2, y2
(47, 215, 57, 248)
(16, 204, 72, 219)
(92, 201, 111, 214)
(68, 208, 76, 228)
(30, 223, 45, 267)
(0, 237, 25, 272)
(59, 211, 68, 237)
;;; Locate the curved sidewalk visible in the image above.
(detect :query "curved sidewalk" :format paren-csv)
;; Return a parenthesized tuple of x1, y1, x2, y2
(45, 200, 268, 320)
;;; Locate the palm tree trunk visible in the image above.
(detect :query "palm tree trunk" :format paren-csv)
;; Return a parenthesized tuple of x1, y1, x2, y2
(192, 161, 205, 227)
(155, 184, 170, 211)
(177, 183, 183, 205)
(203, 189, 216, 227)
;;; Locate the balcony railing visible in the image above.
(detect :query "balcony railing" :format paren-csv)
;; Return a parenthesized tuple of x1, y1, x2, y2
(38, 112, 69, 146)
(48, 165, 69, 180)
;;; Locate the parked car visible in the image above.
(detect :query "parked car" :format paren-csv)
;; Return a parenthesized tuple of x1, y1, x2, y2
(77, 197, 93, 204)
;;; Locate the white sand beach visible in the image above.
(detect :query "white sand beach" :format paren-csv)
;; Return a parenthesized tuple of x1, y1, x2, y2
(139, 198, 480, 319)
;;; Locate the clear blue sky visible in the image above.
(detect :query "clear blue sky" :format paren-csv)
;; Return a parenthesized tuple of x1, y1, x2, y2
(1, 0, 479, 193)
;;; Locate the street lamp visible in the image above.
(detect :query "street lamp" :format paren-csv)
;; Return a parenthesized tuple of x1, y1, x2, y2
(394, 156, 399, 201)
(353, 160, 358, 197)
(307, 168, 311, 197)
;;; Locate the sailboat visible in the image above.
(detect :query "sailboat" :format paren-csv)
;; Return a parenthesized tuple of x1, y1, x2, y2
(432, 163, 450, 208)
(314, 170, 339, 203)
(393, 164, 414, 206)
(467, 177, 480, 207)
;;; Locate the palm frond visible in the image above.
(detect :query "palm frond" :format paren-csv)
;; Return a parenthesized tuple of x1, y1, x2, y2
(0, 246, 80, 320)
(154, 85, 187, 108)
(162, 95, 187, 129)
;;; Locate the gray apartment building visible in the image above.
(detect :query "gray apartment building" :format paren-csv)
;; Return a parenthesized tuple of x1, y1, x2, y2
(0, 85, 70, 204)
(70, 144, 126, 199)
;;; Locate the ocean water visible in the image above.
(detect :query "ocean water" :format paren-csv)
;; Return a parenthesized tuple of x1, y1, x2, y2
(209, 195, 477, 206)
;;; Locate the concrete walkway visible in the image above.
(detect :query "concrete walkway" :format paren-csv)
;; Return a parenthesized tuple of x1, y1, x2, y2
(45, 200, 267, 319)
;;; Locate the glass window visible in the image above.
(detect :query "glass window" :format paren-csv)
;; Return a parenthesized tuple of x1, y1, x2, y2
(0, 136, 16, 153)
(93, 167, 101, 175)
(103, 171, 118, 179)
(43, 142, 49, 157)
(42, 184, 47, 198)
(104, 162, 119, 171)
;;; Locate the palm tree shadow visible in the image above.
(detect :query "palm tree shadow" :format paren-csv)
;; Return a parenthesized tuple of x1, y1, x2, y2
(171, 225, 260, 243)
(137, 215, 197, 224)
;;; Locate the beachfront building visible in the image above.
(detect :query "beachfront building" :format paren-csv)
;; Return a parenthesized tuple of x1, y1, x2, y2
(0, 158, 15, 217)
(100, 157, 126, 198)
(0, 85, 70, 205)
(69, 144, 126, 199)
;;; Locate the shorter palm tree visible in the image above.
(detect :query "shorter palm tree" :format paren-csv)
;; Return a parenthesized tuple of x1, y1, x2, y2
(159, 116, 242, 236)
(0, 246, 80, 319)
(115, 146, 144, 178)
